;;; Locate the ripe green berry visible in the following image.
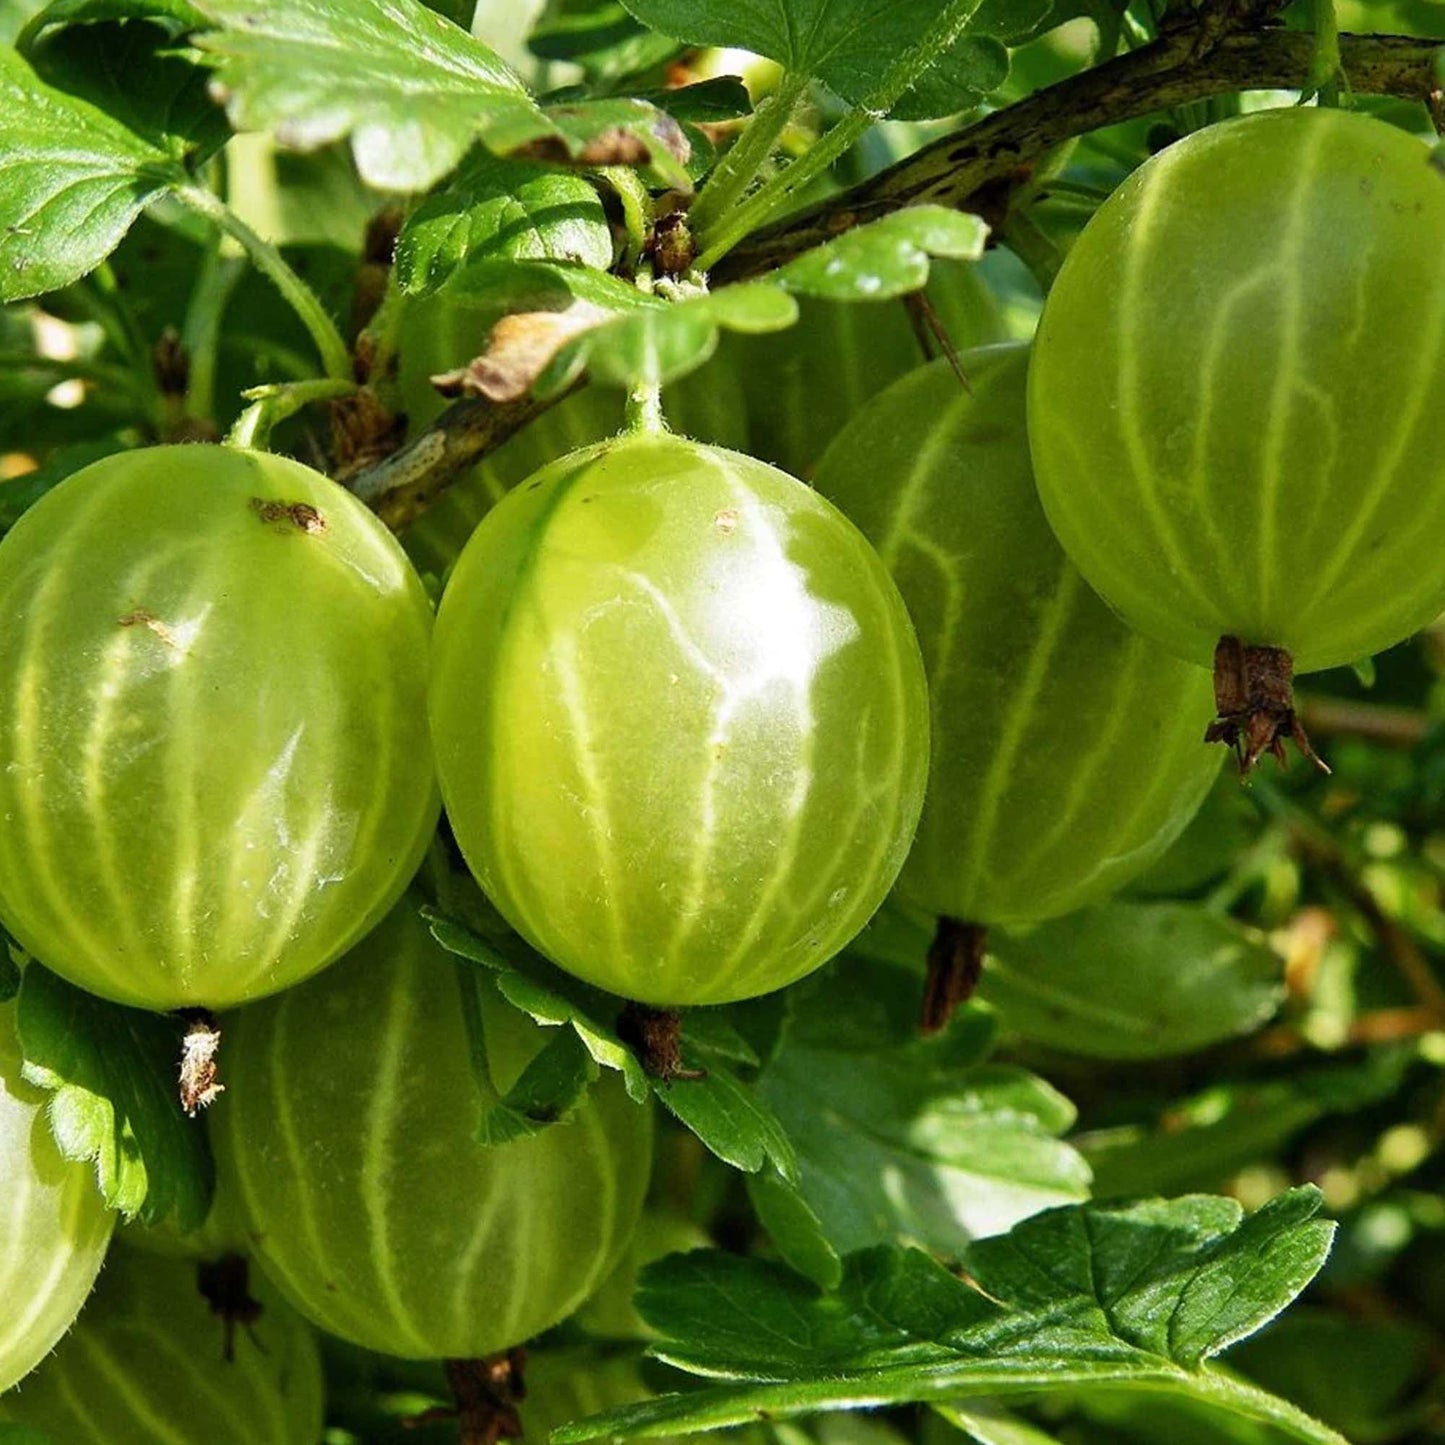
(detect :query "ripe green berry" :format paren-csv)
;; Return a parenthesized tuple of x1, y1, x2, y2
(813, 345, 1220, 929)
(0, 1247, 323, 1443)
(0, 445, 439, 1011)
(214, 897, 654, 1359)
(1028, 108, 1445, 765)
(429, 434, 930, 1006)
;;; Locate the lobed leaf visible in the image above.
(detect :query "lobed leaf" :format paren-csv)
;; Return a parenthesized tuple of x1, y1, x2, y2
(556, 1189, 1339, 1443)
(14, 963, 213, 1229)
(0, 45, 181, 301)
(190, 0, 552, 191)
(18, 0, 206, 50)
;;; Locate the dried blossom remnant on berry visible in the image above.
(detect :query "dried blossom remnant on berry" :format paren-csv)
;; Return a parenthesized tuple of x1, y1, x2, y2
(249, 497, 327, 535)
(178, 1015, 224, 1115)
(1205, 635, 1329, 776)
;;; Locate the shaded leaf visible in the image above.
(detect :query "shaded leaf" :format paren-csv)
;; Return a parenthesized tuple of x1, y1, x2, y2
(424, 905, 652, 1103)
(983, 902, 1285, 1060)
(528, 1, 681, 83)
(191, 0, 551, 191)
(759, 956, 1090, 1262)
(773, 206, 989, 302)
(15, 963, 213, 1228)
(395, 153, 613, 297)
(747, 1165, 843, 1288)
(479, 1026, 602, 1145)
(28, 18, 229, 163)
(18, 0, 205, 49)
(0, 437, 129, 534)
(0, 45, 181, 301)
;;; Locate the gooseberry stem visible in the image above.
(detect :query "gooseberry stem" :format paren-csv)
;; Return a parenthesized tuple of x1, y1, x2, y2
(694, 0, 984, 270)
(174, 184, 353, 383)
(688, 70, 810, 241)
(624, 382, 666, 435)
(920, 918, 987, 1035)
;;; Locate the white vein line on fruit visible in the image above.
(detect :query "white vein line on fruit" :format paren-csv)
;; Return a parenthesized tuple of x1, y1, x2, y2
(1187, 263, 1284, 624)
(81, 554, 169, 994)
(362, 943, 433, 1357)
(876, 388, 967, 570)
(956, 569, 1082, 915)
(499, 1181, 533, 1351)
(1306, 217, 1445, 612)
(451, 1163, 509, 1343)
(1118, 150, 1219, 620)
(260, 989, 345, 1337)
(551, 626, 630, 971)
(161, 564, 214, 1004)
(43, 1347, 112, 1444)
(1011, 620, 1149, 887)
(6, 518, 113, 975)
(130, 1320, 246, 1440)
(1256, 120, 1328, 622)
(70, 1328, 192, 1445)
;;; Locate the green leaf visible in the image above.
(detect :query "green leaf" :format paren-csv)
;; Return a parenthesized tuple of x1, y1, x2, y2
(27, 19, 230, 164)
(650, 1035, 799, 1185)
(758, 958, 1090, 1263)
(424, 905, 653, 1103)
(479, 1026, 602, 1145)
(14, 963, 213, 1229)
(747, 1165, 844, 1288)
(0, 46, 181, 301)
(395, 153, 613, 298)
(0, 946, 18, 1004)
(983, 902, 1285, 1060)
(539, 282, 798, 394)
(528, 1, 681, 83)
(618, 0, 1015, 118)
(642, 77, 753, 125)
(191, 0, 552, 191)
(18, 0, 205, 49)
(773, 206, 989, 301)
(557, 1190, 1341, 1445)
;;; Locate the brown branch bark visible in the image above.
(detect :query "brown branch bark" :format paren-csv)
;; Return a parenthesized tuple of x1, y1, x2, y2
(717, 29, 1445, 281)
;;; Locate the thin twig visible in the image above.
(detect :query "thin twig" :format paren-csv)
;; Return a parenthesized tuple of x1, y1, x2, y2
(1297, 694, 1429, 749)
(717, 29, 1444, 280)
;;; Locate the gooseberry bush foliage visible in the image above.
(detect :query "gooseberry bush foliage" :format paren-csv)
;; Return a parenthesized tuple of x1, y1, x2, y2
(2, 1, 1445, 1444)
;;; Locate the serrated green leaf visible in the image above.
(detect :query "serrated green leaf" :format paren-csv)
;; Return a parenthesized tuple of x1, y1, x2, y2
(618, 0, 1010, 119)
(983, 902, 1285, 1061)
(0, 46, 181, 301)
(425, 906, 652, 1102)
(396, 153, 612, 297)
(650, 1041, 799, 1184)
(479, 1026, 601, 1145)
(539, 282, 798, 394)
(557, 1190, 1340, 1445)
(28, 19, 229, 164)
(14, 963, 213, 1229)
(774, 206, 989, 302)
(191, 0, 552, 191)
